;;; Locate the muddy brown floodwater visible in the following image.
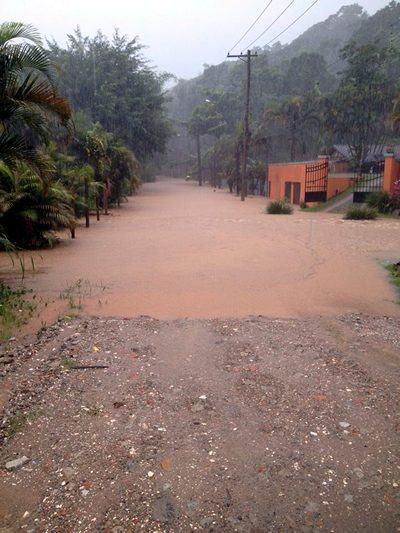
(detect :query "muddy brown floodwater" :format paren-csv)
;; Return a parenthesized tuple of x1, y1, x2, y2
(1, 177, 399, 325)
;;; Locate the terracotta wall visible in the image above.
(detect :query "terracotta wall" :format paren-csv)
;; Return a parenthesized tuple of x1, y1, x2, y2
(268, 163, 307, 203)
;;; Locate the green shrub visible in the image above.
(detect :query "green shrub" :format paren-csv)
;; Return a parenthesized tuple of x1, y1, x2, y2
(344, 205, 378, 220)
(386, 262, 400, 298)
(0, 283, 36, 341)
(267, 198, 293, 215)
(366, 191, 394, 214)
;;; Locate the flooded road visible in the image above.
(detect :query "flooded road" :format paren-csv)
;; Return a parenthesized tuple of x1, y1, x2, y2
(1, 177, 399, 324)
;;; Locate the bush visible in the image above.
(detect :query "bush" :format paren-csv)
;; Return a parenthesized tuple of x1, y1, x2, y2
(266, 198, 293, 215)
(344, 205, 378, 220)
(366, 191, 393, 214)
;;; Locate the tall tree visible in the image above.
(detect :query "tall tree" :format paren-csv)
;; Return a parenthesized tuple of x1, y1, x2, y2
(47, 29, 172, 162)
(188, 103, 225, 186)
(325, 42, 393, 168)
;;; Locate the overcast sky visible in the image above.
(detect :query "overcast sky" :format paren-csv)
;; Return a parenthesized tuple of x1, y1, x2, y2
(2, 0, 390, 79)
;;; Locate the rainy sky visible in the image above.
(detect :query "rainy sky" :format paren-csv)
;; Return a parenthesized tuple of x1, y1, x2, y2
(3, 0, 390, 79)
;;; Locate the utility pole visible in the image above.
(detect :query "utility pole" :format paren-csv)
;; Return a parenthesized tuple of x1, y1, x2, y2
(227, 50, 257, 201)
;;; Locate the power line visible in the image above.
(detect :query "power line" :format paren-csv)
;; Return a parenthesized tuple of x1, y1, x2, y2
(242, 0, 295, 52)
(265, 0, 320, 46)
(228, 0, 273, 54)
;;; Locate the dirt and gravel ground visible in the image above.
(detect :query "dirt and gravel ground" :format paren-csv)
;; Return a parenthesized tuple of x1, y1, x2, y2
(0, 314, 400, 532)
(0, 180, 400, 532)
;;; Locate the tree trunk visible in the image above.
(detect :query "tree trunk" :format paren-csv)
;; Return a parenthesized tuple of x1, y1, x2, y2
(84, 178, 90, 228)
(290, 133, 296, 162)
(103, 185, 108, 215)
(96, 194, 100, 221)
(196, 134, 202, 186)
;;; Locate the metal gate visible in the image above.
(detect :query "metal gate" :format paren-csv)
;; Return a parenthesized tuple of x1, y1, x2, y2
(353, 161, 384, 203)
(305, 160, 329, 203)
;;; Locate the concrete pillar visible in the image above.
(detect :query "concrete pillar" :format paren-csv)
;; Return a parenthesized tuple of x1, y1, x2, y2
(383, 154, 396, 193)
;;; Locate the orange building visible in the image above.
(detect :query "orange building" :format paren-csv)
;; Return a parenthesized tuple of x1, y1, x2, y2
(267, 154, 400, 205)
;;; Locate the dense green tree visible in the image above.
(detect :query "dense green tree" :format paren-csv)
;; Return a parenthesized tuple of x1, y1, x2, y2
(47, 29, 172, 161)
(283, 53, 334, 95)
(325, 42, 393, 167)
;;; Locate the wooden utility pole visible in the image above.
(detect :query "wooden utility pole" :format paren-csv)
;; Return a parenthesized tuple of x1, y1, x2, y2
(227, 50, 257, 201)
(196, 133, 202, 186)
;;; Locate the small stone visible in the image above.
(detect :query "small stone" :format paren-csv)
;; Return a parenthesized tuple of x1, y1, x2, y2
(200, 517, 214, 528)
(62, 467, 75, 480)
(81, 489, 89, 497)
(5, 456, 30, 470)
(310, 431, 318, 437)
(147, 470, 154, 478)
(190, 402, 204, 413)
(344, 494, 353, 503)
(353, 467, 364, 479)
(199, 395, 207, 400)
(305, 501, 320, 514)
(160, 457, 172, 471)
(339, 422, 350, 429)
(125, 460, 136, 473)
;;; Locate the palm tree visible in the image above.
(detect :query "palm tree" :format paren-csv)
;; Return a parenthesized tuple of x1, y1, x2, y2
(0, 22, 72, 173)
(0, 162, 75, 248)
(265, 94, 321, 162)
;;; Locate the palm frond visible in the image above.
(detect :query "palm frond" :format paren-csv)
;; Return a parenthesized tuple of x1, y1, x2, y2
(0, 22, 42, 47)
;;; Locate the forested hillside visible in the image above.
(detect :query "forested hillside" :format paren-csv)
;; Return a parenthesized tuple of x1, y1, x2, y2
(166, 2, 400, 179)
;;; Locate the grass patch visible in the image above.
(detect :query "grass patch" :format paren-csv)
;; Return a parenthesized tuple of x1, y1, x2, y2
(0, 283, 36, 341)
(266, 198, 293, 215)
(386, 262, 400, 301)
(7, 411, 40, 438)
(62, 358, 75, 371)
(344, 205, 378, 220)
(59, 279, 108, 310)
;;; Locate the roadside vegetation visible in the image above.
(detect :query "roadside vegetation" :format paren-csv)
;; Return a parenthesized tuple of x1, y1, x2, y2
(366, 185, 400, 215)
(344, 205, 378, 220)
(0, 283, 36, 341)
(386, 261, 400, 300)
(0, 22, 171, 252)
(266, 198, 293, 215)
